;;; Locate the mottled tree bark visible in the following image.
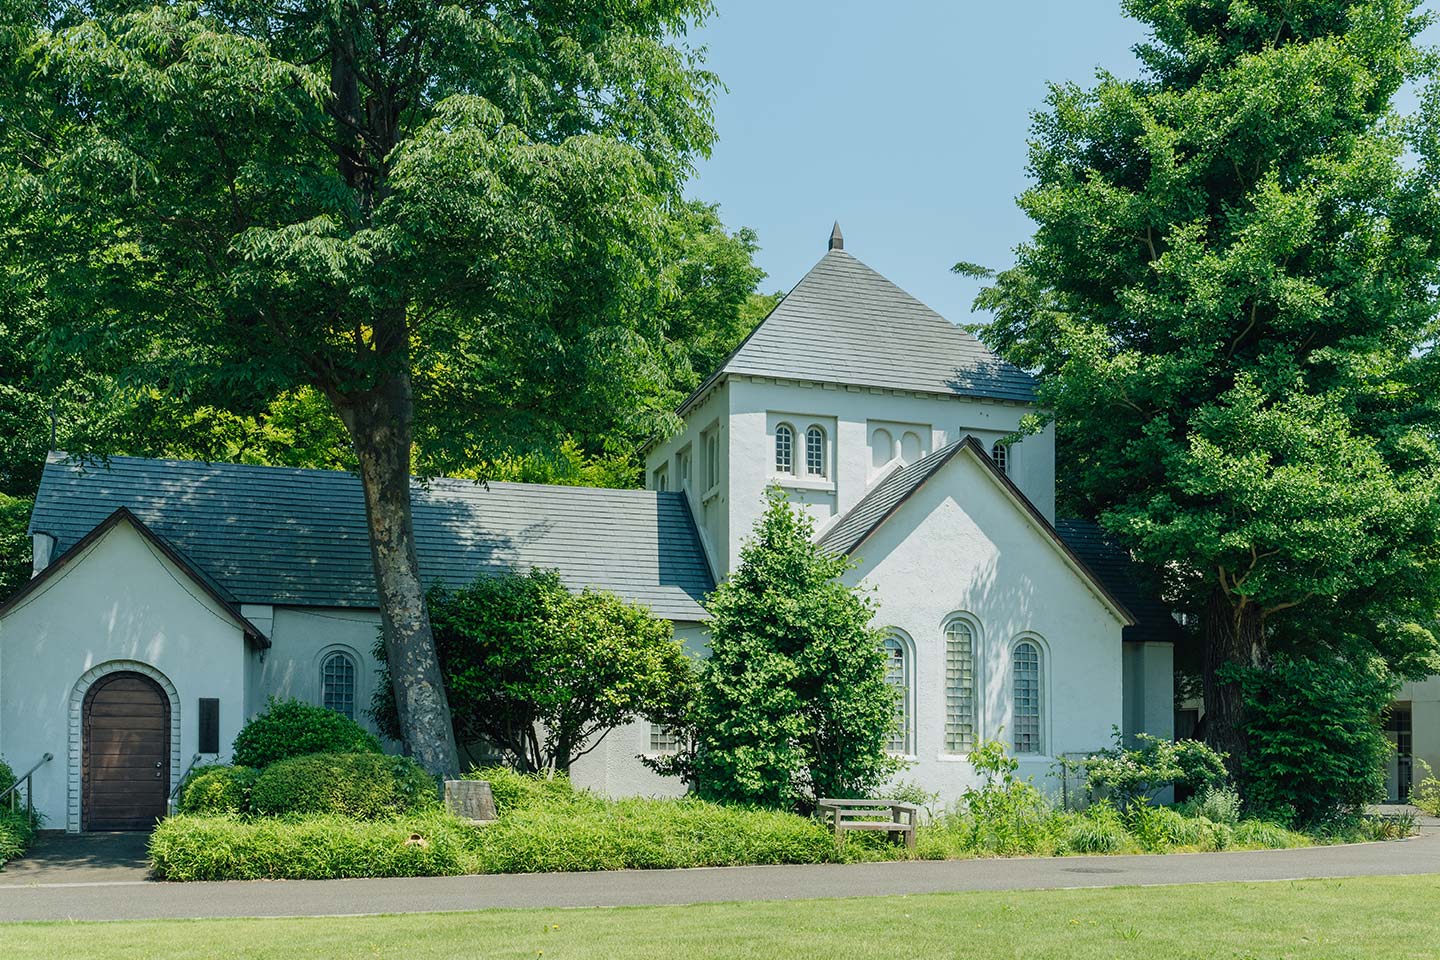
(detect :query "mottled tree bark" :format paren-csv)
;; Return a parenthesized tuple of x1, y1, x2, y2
(337, 371, 459, 780)
(1202, 584, 1263, 782)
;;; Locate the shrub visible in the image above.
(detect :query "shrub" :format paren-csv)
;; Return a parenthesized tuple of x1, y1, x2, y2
(0, 757, 14, 799)
(1069, 729, 1229, 809)
(1126, 803, 1206, 851)
(463, 766, 580, 815)
(149, 813, 474, 881)
(470, 797, 834, 873)
(1232, 657, 1395, 825)
(232, 698, 382, 768)
(0, 807, 36, 867)
(1063, 803, 1132, 854)
(250, 753, 437, 819)
(1184, 784, 1242, 825)
(1411, 761, 1440, 817)
(177, 765, 260, 816)
(1233, 818, 1309, 849)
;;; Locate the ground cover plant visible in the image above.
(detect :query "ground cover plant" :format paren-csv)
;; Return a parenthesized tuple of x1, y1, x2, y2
(6, 876, 1440, 959)
(0, 759, 37, 868)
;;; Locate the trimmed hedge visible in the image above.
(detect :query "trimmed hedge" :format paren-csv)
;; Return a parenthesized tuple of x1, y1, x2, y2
(149, 813, 474, 881)
(470, 797, 835, 873)
(232, 698, 382, 769)
(250, 753, 437, 819)
(177, 765, 260, 816)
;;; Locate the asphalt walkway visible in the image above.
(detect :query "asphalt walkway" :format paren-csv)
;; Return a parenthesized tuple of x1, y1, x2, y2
(1, 825, 1437, 923)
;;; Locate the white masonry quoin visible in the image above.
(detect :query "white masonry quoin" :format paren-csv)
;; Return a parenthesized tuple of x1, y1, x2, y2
(1, 227, 1187, 831)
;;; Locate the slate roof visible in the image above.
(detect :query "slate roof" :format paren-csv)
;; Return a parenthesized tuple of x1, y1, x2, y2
(1054, 519, 1183, 645)
(817, 437, 1134, 626)
(687, 248, 1036, 409)
(29, 453, 714, 621)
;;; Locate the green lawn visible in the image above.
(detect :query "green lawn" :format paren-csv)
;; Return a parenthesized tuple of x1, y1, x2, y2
(2, 875, 1438, 959)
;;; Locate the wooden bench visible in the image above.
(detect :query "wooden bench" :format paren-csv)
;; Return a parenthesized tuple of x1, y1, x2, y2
(818, 798, 918, 849)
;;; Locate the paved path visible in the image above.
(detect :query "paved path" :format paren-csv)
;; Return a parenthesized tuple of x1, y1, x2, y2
(1, 827, 1437, 923)
(0, 832, 151, 886)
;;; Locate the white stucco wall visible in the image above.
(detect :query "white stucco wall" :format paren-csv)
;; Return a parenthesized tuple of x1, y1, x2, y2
(646, 382, 732, 576)
(0, 520, 250, 830)
(846, 451, 1125, 799)
(1392, 675, 1440, 801)
(255, 606, 385, 737)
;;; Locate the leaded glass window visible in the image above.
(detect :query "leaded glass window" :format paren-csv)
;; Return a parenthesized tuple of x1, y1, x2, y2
(883, 636, 911, 754)
(775, 424, 794, 474)
(1013, 641, 1042, 754)
(806, 425, 826, 477)
(321, 651, 357, 720)
(944, 619, 976, 753)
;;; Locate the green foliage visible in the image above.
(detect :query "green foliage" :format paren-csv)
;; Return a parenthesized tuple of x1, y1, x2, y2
(1063, 802, 1131, 854)
(462, 767, 579, 817)
(0, 806, 37, 868)
(471, 797, 834, 873)
(974, 0, 1440, 769)
(1233, 657, 1396, 825)
(1412, 761, 1440, 816)
(0, 757, 14, 799)
(231, 698, 382, 769)
(148, 812, 474, 881)
(690, 489, 902, 811)
(1126, 803, 1206, 851)
(177, 765, 260, 817)
(249, 753, 437, 820)
(1069, 729, 1229, 808)
(0, 494, 30, 604)
(1182, 785, 1243, 827)
(953, 739, 1059, 855)
(375, 570, 694, 774)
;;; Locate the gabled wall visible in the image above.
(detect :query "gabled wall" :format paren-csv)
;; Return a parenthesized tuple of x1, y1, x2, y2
(845, 451, 1124, 795)
(0, 520, 249, 829)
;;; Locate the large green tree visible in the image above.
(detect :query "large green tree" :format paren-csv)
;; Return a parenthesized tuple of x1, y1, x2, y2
(691, 490, 902, 812)
(4, 0, 719, 776)
(976, 0, 1440, 773)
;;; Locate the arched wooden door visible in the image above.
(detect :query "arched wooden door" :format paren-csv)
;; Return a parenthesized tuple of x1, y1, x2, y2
(82, 672, 170, 830)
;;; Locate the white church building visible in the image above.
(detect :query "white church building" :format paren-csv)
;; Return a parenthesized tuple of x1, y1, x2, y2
(0, 228, 1181, 832)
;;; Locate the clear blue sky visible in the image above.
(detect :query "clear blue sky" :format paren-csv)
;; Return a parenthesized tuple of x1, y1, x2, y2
(685, 1, 1439, 322)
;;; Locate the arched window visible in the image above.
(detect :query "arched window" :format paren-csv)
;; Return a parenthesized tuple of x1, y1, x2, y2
(321, 650, 357, 720)
(1012, 641, 1042, 754)
(805, 425, 826, 477)
(882, 635, 912, 754)
(775, 424, 794, 474)
(991, 441, 1008, 475)
(944, 619, 977, 753)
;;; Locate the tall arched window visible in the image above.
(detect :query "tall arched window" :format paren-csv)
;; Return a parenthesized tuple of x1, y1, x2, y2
(991, 441, 1009, 475)
(321, 650, 358, 720)
(882, 635, 912, 754)
(944, 619, 977, 753)
(1012, 641, 1042, 754)
(775, 424, 794, 474)
(805, 425, 826, 477)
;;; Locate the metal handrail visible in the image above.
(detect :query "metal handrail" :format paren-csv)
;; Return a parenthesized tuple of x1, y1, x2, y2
(170, 753, 204, 801)
(1, 752, 53, 820)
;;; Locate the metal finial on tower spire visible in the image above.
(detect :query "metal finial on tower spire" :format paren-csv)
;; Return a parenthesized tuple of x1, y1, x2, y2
(828, 221, 843, 251)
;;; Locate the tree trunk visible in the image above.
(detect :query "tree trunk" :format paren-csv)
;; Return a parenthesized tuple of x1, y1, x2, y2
(1202, 584, 1263, 782)
(338, 371, 459, 780)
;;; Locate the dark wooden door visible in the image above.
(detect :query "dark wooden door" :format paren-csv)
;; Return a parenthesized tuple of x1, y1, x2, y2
(83, 672, 169, 831)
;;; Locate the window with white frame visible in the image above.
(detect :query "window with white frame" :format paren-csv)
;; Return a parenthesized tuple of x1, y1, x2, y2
(990, 441, 1009, 475)
(775, 423, 795, 474)
(649, 723, 681, 754)
(321, 650, 358, 720)
(805, 425, 826, 477)
(944, 618, 977, 753)
(1012, 640, 1042, 754)
(882, 635, 912, 754)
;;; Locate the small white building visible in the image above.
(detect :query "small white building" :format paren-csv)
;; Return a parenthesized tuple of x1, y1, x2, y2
(0, 228, 1178, 831)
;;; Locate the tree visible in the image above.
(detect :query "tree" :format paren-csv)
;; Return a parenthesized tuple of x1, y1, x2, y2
(692, 489, 902, 811)
(373, 570, 695, 775)
(5, 0, 719, 775)
(974, 0, 1440, 776)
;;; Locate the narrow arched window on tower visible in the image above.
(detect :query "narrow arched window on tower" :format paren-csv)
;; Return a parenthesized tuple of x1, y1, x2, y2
(991, 441, 1009, 476)
(775, 424, 794, 474)
(321, 651, 357, 720)
(806, 425, 826, 477)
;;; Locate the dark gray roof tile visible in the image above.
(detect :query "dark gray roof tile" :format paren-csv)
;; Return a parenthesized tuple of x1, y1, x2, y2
(30, 454, 714, 621)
